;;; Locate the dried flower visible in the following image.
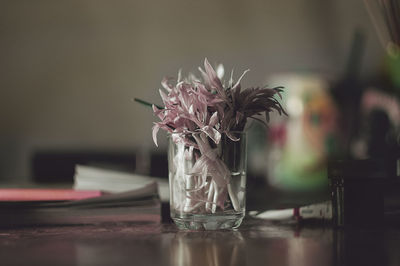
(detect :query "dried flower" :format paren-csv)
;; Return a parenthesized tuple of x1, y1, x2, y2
(148, 58, 286, 146)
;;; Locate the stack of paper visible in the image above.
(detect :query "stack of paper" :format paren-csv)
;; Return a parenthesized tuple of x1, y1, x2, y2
(0, 182, 161, 227)
(73, 165, 169, 202)
(0, 165, 170, 227)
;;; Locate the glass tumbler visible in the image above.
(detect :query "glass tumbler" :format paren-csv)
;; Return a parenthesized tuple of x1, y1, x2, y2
(168, 132, 247, 230)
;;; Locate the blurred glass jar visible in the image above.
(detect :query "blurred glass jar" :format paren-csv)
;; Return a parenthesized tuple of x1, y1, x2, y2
(386, 43, 400, 89)
(265, 74, 340, 191)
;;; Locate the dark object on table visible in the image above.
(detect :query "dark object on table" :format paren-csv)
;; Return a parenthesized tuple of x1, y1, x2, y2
(330, 29, 366, 158)
(328, 158, 399, 227)
(31, 151, 137, 183)
(149, 153, 168, 178)
(31, 150, 170, 183)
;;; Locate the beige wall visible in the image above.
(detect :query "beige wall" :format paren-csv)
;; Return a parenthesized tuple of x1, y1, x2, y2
(0, 0, 384, 181)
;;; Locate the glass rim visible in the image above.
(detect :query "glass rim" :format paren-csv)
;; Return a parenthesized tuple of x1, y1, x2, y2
(167, 130, 246, 137)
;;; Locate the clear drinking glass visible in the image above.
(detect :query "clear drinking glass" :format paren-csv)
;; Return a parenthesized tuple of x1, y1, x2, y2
(168, 132, 247, 230)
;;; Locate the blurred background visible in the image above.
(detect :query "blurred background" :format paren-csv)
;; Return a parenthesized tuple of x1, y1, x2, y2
(0, 0, 398, 202)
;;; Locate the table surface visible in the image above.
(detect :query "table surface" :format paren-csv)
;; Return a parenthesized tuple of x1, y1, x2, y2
(0, 218, 399, 266)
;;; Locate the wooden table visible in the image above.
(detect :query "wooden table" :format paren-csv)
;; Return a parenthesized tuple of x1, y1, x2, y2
(0, 218, 399, 266)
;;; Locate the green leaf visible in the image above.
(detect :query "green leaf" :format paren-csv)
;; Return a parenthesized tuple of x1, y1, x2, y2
(134, 98, 164, 109)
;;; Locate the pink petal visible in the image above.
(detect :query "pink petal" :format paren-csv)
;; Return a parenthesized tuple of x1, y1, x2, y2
(235, 111, 244, 125)
(225, 131, 240, 141)
(152, 104, 165, 120)
(216, 187, 228, 210)
(161, 77, 174, 92)
(190, 155, 208, 175)
(209, 111, 219, 127)
(204, 58, 224, 90)
(210, 160, 228, 187)
(232, 69, 250, 91)
(201, 126, 221, 144)
(152, 123, 160, 147)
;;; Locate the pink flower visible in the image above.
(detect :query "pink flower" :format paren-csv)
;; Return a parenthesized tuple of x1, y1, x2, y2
(150, 58, 286, 146)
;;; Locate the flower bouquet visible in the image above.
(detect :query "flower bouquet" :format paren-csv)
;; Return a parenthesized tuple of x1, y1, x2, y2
(136, 59, 285, 229)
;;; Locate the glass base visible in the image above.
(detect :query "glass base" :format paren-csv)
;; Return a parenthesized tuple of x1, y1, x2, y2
(171, 213, 244, 230)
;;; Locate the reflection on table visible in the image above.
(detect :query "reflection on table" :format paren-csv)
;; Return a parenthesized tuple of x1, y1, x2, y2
(1, 219, 399, 266)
